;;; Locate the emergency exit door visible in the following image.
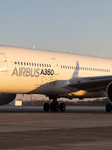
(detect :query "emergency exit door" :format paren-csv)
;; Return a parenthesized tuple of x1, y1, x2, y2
(51, 58, 59, 75)
(0, 53, 8, 72)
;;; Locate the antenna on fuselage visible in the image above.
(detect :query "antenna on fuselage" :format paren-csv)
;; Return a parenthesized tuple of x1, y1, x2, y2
(100, 54, 103, 58)
(33, 46, 35, 49)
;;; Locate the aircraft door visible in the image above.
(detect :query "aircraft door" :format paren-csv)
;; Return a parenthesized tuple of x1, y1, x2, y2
(51, 58, 59, 75)
(0, 53, 8, 72)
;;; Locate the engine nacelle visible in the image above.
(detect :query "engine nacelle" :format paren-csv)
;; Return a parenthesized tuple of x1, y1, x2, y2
(106, 82, 112, 104)
(0, 94, 16, 105)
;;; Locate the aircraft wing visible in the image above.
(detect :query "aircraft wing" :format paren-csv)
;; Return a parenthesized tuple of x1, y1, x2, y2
(67, 75, 112, 91)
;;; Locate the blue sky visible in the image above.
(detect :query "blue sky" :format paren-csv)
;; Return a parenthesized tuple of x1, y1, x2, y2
(0, 0, 112, 57)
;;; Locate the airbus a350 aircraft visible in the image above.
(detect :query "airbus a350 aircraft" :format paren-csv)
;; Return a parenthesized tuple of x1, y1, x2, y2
(0, 46, 112, 112)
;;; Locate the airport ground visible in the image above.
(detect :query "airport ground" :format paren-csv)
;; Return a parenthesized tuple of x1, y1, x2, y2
(0, 105, 112, 150)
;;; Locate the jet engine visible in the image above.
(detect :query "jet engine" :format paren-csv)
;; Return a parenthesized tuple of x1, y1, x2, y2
(106, 82, 112, 104)
(0, 94, 16, 105)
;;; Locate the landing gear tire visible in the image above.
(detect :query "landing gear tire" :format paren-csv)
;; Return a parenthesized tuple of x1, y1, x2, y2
(106, 103, 112, 113)
(50, 102, 59, 112)
(43, 103, 50, 112)
(60, 103, 66, 112)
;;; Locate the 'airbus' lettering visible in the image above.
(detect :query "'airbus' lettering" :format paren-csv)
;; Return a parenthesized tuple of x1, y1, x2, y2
(12, 67, 40, 77)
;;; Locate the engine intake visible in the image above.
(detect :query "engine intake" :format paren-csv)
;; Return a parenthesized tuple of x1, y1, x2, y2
(106, 82, 112, 104)
(0, 94, 16, 105)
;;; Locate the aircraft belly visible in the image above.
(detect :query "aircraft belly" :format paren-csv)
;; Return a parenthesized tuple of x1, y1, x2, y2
(30, 79, 71, 96)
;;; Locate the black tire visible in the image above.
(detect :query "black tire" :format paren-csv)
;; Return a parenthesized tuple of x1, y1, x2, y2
(43, 103, 50, 112)
(60, 103, 66, 112)
(50, 102, 59, 112)
(55, 104, 59, 112)
(106, 103, 112, 112)
(50, 102, 54, 112)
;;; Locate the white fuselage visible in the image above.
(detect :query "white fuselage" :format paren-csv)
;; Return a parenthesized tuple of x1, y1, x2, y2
(0, 46, 111, 99)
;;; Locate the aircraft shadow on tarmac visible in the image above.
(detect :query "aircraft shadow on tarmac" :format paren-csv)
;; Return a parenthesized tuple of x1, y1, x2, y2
(0, 106, 107, 113)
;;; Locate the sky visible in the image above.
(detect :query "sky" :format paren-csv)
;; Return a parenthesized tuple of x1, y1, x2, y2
(0, 0, 112, 58)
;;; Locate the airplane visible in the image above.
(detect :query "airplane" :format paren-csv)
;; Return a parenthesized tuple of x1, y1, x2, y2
(0, 45, 112, 112)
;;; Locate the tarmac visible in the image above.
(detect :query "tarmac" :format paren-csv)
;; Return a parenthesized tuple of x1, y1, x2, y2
(0, 105, 112, 150)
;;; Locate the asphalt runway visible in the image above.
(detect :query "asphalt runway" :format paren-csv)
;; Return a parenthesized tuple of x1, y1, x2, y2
(0, 105, 112, 150)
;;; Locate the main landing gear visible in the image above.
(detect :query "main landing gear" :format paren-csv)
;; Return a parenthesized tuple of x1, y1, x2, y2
(43, 98, 66, 112)
(106, 103, 112, 112)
